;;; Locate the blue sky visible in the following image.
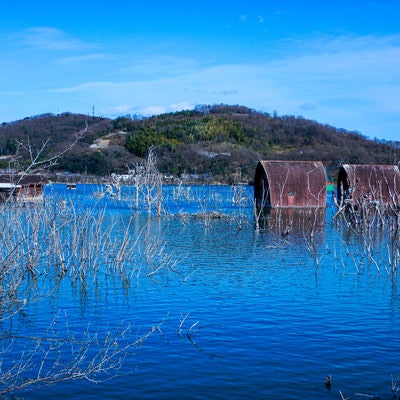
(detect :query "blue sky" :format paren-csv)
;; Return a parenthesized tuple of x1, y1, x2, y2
(1, 1, 399, 141)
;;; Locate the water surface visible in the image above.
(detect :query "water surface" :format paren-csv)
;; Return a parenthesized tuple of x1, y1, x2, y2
(3, 184, 400, 399)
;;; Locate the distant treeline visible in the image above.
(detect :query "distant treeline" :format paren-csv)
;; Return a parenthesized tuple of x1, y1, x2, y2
(1, 105, 398, 183)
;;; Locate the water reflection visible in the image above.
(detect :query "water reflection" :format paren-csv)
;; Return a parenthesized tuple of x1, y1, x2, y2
(257, 207, 326, 232)
(255, 207, 326, 260)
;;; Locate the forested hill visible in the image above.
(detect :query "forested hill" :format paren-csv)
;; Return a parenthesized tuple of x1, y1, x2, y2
(0, 105, 398, 183)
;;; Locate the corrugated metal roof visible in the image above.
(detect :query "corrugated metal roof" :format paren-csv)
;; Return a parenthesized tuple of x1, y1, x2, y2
(254, 160, 327, 208)
(337, 164, 400, 206)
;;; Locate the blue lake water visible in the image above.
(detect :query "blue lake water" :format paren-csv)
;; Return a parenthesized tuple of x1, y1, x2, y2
(2, 184, 400, 399)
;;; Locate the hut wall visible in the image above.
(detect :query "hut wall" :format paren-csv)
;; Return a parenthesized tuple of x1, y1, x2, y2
(337, 164, 400, 206)
(254, 160, 327, 208)
(254, 162, 271, 208)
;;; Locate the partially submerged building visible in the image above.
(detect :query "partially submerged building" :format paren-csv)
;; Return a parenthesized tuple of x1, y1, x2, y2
(256, 206, 327, 236)
(0, 174, 48, 202)
(254, 160, 327, 208)
(337, 164, 400, 207)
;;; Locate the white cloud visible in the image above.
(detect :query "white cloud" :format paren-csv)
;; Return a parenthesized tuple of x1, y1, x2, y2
(54, 53, 110, 65)
(2, 30, 399, 140)
(102, 104, 132, 115)
(137, 106, 168, 116)
(118, 55, 198, 77)
(48, 81, 116, 94)
(103, 102, 195, 119)
(0, 91, 25, 96)
(14, 27, 96, 51)
(42, 33, 400, 139)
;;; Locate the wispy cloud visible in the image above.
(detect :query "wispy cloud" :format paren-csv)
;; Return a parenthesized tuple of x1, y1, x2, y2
(48, 81, 117, 94)
(135, 103, 194, 117)
(14, 27, 96, 51)
(2, 30, 399, 139)
(44, 33, 400, 126)
(102, 102, 195, 118)
(118, 55, 199, 77)
(0, 91, 25, 96)
(54, 53, 110, 65)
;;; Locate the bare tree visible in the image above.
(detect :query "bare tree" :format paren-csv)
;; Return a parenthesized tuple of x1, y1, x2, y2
(141, 148, 164, 215)
(0, 129, 179, 396)
(0, 319, 155, 396)
(103, 147, 164, 215)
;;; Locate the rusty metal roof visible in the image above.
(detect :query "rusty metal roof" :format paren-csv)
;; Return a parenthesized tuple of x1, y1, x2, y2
(254, 160, 327, 208)
(337, 164, 400, 206)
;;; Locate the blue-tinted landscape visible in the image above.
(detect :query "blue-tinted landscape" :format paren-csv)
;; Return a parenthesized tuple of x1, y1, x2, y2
(1, 184, 399, 399)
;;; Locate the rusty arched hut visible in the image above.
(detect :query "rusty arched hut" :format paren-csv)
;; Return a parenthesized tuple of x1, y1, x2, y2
(337, 164, 400, 207)
(254, 160, 327, 208)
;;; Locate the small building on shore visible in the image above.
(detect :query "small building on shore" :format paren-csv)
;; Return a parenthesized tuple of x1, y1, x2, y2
(0, 174, 48, 202)
(254, 160, 327, 208)
(337, 164, 400, 207)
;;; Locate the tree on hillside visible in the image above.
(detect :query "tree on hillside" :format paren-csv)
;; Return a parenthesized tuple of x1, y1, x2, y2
(0, 105, 397, 183)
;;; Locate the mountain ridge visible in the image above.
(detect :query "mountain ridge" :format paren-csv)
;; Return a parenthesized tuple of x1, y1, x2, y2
(0, 105, 398, 184)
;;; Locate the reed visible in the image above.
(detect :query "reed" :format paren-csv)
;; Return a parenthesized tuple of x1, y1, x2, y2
(0, 132, 182, 395)
(0, 195, 183, 395)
